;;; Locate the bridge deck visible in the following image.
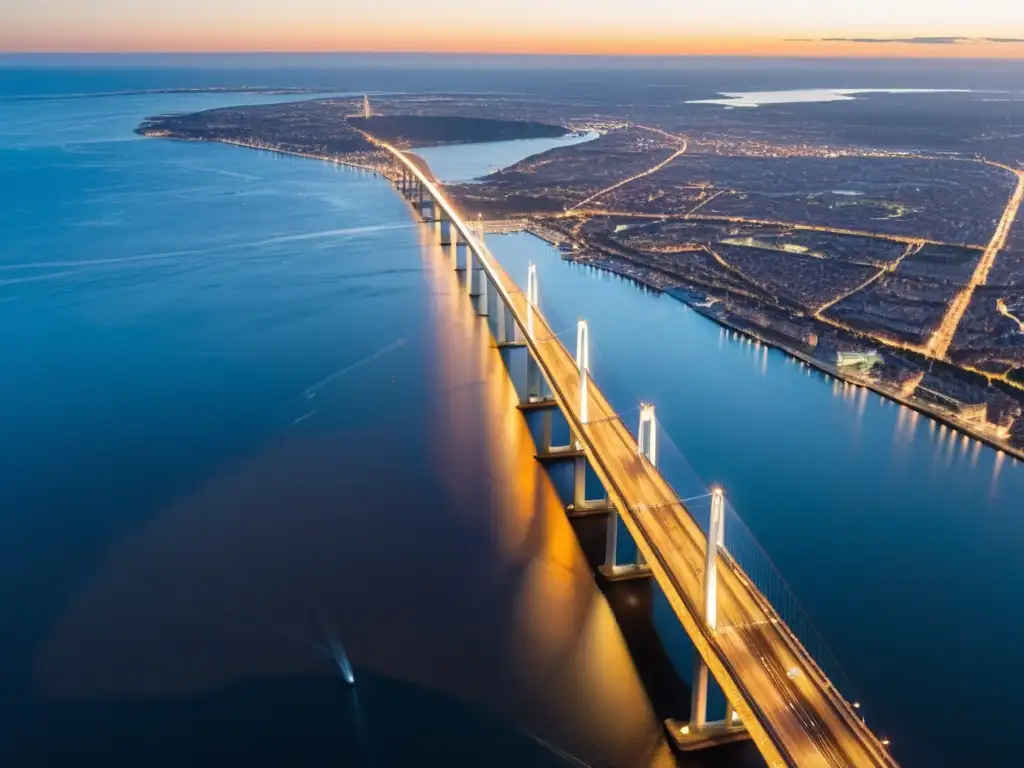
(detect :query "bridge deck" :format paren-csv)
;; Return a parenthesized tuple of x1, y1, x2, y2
(382, 142, 898, 768)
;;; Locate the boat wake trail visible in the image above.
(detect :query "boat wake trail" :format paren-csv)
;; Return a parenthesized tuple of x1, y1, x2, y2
(304, 338, 408, 399)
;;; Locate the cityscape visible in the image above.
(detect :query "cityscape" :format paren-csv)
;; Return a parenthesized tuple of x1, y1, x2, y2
(140, 89, 1024, 457)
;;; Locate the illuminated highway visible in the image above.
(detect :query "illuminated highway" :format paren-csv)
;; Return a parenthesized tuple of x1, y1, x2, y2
(566, 129, 688, 212)
(997, 297, 1024, 334)
(925, 164, 1024, 359)
(379, 140, 899, 768)
(815, 243, 922, 316)
(560, 209, 966, 250)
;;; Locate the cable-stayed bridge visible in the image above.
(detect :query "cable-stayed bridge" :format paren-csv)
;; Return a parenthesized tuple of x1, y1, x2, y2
(378, 140, 898, 768)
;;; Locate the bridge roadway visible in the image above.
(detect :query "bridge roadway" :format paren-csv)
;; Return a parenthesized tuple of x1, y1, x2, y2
(380, 141, 899, 768)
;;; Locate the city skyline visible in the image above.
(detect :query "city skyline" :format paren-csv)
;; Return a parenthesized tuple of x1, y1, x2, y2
(4, 0, 1024, 57)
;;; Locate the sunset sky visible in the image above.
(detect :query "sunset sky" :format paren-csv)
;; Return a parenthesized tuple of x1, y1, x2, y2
(4, 0, 1023, 57)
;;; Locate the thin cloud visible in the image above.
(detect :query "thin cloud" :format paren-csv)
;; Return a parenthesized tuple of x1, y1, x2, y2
(793, 36, 1024, 45)
(822, 37, 968, 45)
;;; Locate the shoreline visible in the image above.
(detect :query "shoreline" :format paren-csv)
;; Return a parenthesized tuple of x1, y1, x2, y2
(142, 134, 393, 177)
(152, 132, 1023, 463)
(213, 138, 389, 176)
(681, 299, 1024, 463)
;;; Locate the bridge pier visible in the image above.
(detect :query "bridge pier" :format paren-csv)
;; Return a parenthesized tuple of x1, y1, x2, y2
(439, 217, 453, 246)
(472, 259, 489, 315)
(599, 404, 655, 583)
(495, 305, 522, 348)
(468, 249, 487, 313)
(534, 408, 581, 460)
(526, 353, 545, 402)
(454, 241, 468, 272)
(491, 280, 506, 339)
(490, 293, 519, 348)
(567, 454, 613, 518)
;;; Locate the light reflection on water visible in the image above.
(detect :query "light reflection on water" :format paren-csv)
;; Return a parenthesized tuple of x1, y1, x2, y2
(34, 199, 674, 767)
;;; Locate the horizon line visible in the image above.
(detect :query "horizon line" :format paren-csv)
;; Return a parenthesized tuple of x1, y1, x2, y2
(4, 49, 1024, 61)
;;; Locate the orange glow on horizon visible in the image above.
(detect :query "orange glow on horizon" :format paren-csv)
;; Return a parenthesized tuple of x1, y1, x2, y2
(6, 30, 1024, 58)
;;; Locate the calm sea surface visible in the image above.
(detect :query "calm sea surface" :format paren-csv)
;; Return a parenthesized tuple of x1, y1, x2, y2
(0, 74, 675, 767)
(3, 61, 1024, 768)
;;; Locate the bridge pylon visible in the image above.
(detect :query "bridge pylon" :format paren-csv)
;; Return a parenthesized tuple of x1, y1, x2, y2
(597, 403, 655, 583)
(564, 318, 613, 518)
(576, 319, 590, 425)
(526, 262, 538, 337)
(665, 486, 747, 753)
(638, 403, 657, 467)
(521, 263, 551, 409)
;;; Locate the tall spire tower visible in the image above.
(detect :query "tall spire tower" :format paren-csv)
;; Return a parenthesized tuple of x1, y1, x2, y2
(362, 95, 371, 119)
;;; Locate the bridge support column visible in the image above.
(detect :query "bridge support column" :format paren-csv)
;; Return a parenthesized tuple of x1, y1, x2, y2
(439, 218, 453, 246)
(725, 703, 740, 727)
(474, 262, 489, 316)
(489, 293, 519, 348)
(690, 659, 710, 729)
(534, 408, 580, 460)
(499, 303, 518, 346)
(567, 454, 613, 518)
(599, 403, 655, 582)
(468, 251, 482, 296)
(454, 241, 468, 272)
(524, 352, 546, 403)
(492, 282, 506, 338)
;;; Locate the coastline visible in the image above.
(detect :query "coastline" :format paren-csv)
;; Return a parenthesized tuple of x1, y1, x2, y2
(147, 132, 1023, 463)
(142, 134, 393, 177)
(680, 299, 1024, 463)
